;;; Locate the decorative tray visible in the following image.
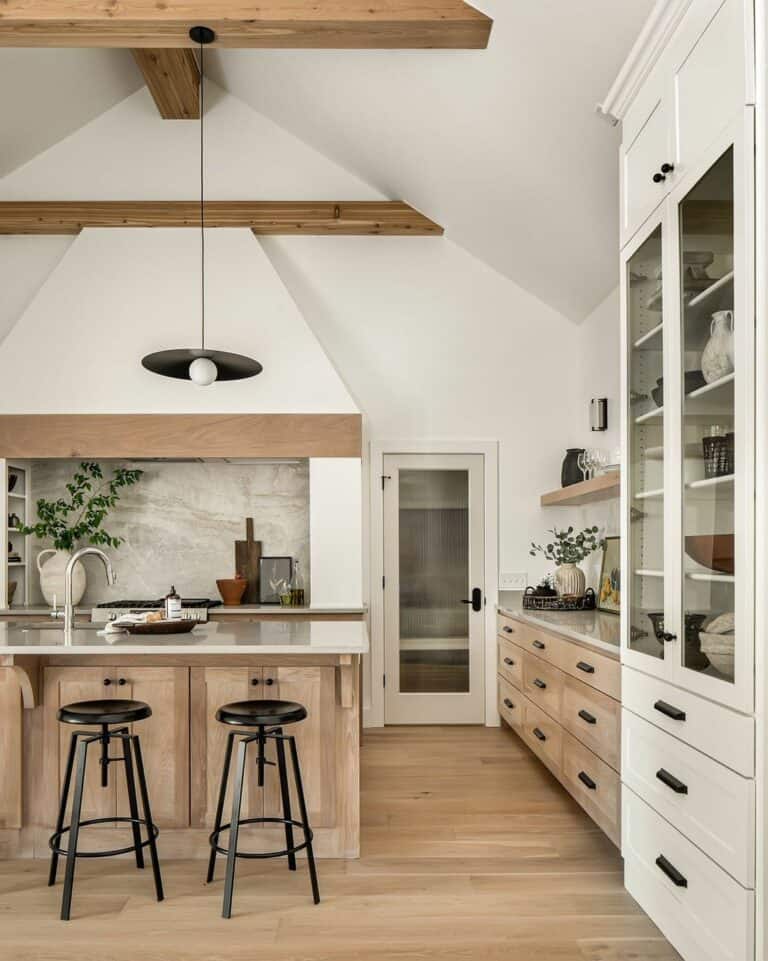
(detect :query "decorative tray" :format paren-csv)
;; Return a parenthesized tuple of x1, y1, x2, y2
(522, 587, 596, 612)
(125, 620, 197, 635)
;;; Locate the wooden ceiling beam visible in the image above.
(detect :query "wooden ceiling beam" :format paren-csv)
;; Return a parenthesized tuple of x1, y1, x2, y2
(132, 49, 200, 119)
(0, 1, 492, 49)
(0, 201, 444, 236)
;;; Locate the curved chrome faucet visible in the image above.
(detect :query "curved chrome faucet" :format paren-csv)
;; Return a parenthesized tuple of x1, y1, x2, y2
(61, 547, 117, 634)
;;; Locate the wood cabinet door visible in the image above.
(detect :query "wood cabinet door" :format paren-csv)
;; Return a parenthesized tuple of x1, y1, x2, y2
(262, 666, 337, 829)
(190, 666, 263, 828)
(0, 669, 22, 828)
(114, 666, 189, 828)
(43, 667, 120, 825)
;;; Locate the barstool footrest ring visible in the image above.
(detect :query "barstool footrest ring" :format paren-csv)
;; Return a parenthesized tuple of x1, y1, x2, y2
(209, 817, 313, 860)
(49, 816, 160, 859)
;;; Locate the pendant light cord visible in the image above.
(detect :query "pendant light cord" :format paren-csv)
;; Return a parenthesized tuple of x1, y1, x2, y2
(199, 39, 205, 351)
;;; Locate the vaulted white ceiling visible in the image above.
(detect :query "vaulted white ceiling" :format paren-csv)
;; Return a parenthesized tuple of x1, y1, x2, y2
(0, 0, 653, 323)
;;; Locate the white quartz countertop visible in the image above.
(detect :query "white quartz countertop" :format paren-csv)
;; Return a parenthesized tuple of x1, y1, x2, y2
(0, 619, 369, 656)
(0, 605, 365, 616)
(498, 602, 620, 656)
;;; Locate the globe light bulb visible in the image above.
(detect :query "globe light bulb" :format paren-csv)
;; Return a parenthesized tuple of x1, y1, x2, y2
(189, 356, 218, 386)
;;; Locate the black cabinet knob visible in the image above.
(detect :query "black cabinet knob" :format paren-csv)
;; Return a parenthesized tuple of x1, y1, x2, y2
(265, 678, 275, 686)
(661, 632, 677, 643)
(103, 678, 112, 686)
(652, 172, 666, 183)
(251, 678, 260, 686)
(118, 678, 127, 686)
(660, 162, 675, 173)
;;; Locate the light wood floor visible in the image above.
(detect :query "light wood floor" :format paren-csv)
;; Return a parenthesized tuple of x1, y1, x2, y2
(0, 725, 681, 960)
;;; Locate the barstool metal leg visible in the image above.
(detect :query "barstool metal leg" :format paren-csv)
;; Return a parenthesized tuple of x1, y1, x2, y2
(257, 726, 266, 787)
(60, 737, 90, 921)
(275, 730, 296, 871)
(121, 731, 145, 870)
(131, 735, 164, 903)
(48, 731, 79, 888)
(222, 736, 249, 919)
(206, 730, 235, 883)
(288, 735, 320, 904)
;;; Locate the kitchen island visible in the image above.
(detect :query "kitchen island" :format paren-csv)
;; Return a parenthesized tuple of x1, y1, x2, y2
(0, 619, 367, 860)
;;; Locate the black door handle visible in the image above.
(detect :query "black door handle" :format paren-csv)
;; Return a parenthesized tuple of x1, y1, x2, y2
(578, 709, 597, 725)
(655, 854, 687, 887)
(654, 699, 686, 721)
(578, 771, 597, 790)
(656, 768, 688, 794)
(461, 588, 482, 612)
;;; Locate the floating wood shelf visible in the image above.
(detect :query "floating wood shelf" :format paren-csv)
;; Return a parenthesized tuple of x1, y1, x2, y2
(0, 201, 443, 237)
(540, 473, 620, 507)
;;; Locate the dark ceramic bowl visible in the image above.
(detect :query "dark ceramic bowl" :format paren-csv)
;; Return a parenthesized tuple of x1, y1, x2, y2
(651, 371, 706, 408)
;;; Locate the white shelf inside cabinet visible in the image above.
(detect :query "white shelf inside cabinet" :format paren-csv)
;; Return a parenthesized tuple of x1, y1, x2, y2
(686, 474, 734, 490)
(634, 569, 664, 578)
(635, 406, 664, 424)
(685, 571, 735, 584)
(633, 322, 663, 349)
(686, 372, 735, 400)
(685, 270, 734, 316)
(7, 562, 26, 567)
(634, 487, 664, 500)
(7, 492, 25, 502)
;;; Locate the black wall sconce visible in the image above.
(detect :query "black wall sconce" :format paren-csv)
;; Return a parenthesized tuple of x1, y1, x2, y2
(591, 397, 608, 432)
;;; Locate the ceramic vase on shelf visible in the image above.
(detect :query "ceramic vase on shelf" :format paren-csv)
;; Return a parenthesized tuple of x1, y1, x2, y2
(701, 310, 734, 383)
(554, 563, 585, 598)
(561, 449, 585, 488)
(37, 549, 86, 606)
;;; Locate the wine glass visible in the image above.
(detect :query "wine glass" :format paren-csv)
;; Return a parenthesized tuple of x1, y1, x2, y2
(577, 450, 588, 481)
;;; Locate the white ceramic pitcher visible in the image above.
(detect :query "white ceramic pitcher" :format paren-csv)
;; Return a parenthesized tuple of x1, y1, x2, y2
(701, 310, 735, 384)
(37, 549, 86, 606)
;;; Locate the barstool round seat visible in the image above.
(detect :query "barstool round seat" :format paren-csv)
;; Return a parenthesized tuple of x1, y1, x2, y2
(57, 699, 152, 726)
(215, 700, 307, 727)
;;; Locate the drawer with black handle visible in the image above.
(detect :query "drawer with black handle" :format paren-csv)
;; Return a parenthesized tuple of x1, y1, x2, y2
(497, 637, 523, 689)
(562, 674, 620, 771)
(561, 730, 620, 846)
(497, 675, 523, 732)
(521, 697, 562, 774)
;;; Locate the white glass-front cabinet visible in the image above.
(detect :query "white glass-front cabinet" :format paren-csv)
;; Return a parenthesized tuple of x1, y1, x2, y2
(622, 109, 754, 715)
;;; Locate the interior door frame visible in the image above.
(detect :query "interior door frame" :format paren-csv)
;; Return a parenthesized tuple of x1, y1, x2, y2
(366, 438, 499, 728)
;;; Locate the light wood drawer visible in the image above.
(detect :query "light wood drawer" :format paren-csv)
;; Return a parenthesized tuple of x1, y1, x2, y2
(497, 638, 523, 689)
(561, 731, 620, 846)
(497, 675, 523, 732)
(497, 615, 561, 665)
(561, 675, 620, 771)
(521, 697, 562, 774)
(622, 667, 754, 777)
(551, 639, 620, 700)
(623, 787, 754, 961)
(522, 652, 563, 722)
(622, 709, 755, 887)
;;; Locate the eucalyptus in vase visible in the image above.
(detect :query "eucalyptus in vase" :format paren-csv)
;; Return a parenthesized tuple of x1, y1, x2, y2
(530, 526, 604, 598)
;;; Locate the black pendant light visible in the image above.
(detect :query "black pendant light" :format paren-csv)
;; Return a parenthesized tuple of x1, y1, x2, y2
(142, 26, 263, 386)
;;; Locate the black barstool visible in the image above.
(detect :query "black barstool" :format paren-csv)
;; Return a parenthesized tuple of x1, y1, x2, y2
(207, 698, 320, 918)
(48, 696, 164, 921)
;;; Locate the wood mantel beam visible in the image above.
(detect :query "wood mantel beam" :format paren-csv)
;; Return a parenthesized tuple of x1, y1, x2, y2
(132, 49, 200, 119)
(0, 201, 444, 236)
(0, 1, 493, 49)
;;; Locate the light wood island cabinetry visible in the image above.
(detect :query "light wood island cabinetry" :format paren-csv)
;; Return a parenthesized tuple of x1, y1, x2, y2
(497, 608, 621, 845)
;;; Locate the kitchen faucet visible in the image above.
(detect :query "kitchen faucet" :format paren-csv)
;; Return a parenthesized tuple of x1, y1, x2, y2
(53, 547, 117, 634)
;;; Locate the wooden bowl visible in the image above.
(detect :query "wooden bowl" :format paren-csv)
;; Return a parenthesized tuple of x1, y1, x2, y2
(126, 619, 196, 635)
(216, 578, 247, 606)
(684, 534, 735, 575)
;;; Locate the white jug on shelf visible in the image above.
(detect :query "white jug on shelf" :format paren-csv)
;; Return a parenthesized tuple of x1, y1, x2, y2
(701, 310, 734, 384)
(37, 549, 86, 606)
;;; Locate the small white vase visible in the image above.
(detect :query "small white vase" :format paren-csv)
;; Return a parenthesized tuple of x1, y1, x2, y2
(37, 549, 86, 607)
(554, 563, 585, 597)
(701, 310, 735, 384)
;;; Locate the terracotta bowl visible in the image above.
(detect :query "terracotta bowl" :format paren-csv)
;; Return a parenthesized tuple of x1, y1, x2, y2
(216, 578, 247, 606)
(684, 534, 735, 575)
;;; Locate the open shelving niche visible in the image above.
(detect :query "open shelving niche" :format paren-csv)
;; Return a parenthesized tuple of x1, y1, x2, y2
(3, 460, 31, 608)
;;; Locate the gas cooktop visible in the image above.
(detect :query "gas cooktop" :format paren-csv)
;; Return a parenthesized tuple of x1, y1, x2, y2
(96, 599, 222, 609)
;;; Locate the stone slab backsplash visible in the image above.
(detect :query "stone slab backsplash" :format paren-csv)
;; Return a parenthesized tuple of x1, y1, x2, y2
(28, 460, 310, 605)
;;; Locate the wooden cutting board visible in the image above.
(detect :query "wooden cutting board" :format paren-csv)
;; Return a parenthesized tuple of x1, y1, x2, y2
(234, 518, 262, 604)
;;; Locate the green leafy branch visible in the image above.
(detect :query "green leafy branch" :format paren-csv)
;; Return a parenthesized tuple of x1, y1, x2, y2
(20, 462, 143, 552)
(529, 526, 604, 566)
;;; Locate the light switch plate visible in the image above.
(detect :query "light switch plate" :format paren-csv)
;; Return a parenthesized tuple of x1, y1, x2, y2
(499, 572, 527, 591)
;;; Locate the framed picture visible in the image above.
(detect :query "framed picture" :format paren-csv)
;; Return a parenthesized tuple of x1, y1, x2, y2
(259, 556, 293, 604)
(597, 536, 620, 614)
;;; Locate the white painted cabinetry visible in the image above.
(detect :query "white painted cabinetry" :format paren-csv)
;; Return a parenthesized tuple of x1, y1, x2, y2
(608, 2, 758, 959)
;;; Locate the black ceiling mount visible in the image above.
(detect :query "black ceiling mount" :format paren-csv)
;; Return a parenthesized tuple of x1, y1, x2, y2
(189, 25, 216, 45)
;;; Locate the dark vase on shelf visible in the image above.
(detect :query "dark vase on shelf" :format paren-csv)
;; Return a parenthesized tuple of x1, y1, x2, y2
(561, 449, 585, 488)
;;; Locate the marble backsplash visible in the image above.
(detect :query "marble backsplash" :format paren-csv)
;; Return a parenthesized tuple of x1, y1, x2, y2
(28, 460, 310, 605)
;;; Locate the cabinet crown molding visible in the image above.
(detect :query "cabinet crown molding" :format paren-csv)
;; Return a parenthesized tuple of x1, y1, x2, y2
(597, 0, 694, 123)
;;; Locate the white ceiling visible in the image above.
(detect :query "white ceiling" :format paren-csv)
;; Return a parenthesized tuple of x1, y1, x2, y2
(0, 0, 654, 322)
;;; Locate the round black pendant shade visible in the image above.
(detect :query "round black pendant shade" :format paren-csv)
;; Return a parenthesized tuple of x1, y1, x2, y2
(141, 348, 263, 381)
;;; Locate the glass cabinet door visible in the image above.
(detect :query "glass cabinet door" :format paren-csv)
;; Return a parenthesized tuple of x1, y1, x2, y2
(625, 222, 669, 667)
(674, 118, 753, 711)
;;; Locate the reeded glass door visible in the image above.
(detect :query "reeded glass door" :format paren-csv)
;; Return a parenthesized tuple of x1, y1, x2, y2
(624, 219, 670, 672)
(672, 114, 754, 712)
(383, 453, 485, 724)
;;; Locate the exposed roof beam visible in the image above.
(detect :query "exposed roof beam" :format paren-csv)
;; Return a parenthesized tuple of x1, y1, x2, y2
(0, 1, 492, 49)
(0, 201, 444, 236)
(132, 49, 200, 119)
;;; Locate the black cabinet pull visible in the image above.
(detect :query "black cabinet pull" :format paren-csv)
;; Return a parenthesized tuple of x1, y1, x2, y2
(103, 678, 112, 686)
(503, 698, 515, 710)
(576, 661, 595, 674)
(578, 771, 597, 790)
(532, 727, 546, 741)
(250, 678, 260, 685)
(118, 677, 127, 686)
(655, 854, 688, 888)
(578, 708, 597, 725)
(532, 640, 545, 650)
(661, 632, 677, 643)
(503, 626, 514, 634)
(533, 678, 547, 690)
(654, 699, 686, 721)
(656, 768, 688, 795)
(265, 678, 275, 686)
(660, 162, 675, 174)
(503, 657, 515, 666)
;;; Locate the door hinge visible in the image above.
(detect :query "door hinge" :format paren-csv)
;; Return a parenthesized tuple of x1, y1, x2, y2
(381, 474, 391, 490)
